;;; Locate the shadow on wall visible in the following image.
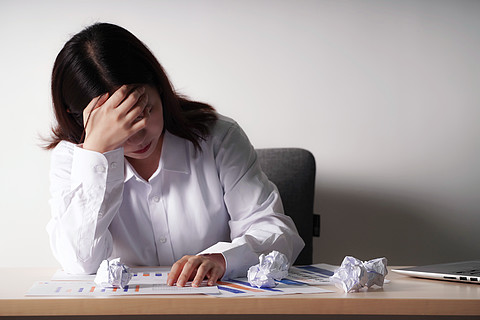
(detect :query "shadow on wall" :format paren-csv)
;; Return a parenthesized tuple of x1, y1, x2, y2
(313, 183, 477, 266)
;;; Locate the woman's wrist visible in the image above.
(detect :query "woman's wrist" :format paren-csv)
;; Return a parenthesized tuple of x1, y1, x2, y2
(201, 253, 226, 276)
(83, 138, 115, 154)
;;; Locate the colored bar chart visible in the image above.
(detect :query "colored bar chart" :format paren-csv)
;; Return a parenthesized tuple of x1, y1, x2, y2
(26, 281, 219, 296)
(28, 268, 218, 296)
(213, 278, 332, 297)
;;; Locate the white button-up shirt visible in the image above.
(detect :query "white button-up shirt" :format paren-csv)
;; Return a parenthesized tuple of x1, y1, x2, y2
(47, 115, 304, 278)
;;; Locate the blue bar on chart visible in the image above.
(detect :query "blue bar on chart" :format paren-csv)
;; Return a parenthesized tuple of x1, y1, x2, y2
(218, 286, 245, 294)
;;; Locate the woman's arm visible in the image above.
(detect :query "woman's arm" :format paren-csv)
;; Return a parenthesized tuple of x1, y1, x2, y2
(47, 85, 149, 274)
(204, 120, 305, 279)
(46, 141, 125, 274)
(167, 118, 305, 285)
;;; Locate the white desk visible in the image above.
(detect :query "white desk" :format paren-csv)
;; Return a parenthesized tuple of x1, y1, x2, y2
(1, 267, 479, 319)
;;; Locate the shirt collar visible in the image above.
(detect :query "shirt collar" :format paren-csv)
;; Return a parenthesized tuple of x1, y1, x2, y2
(124, 130, 190, 183)
(124, 160, 136, 182)
(161, 130, 191, 174)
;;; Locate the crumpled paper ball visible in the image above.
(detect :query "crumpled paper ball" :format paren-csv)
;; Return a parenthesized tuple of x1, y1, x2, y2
(330, 256, 388, 293)
(94, 258, 132, 288)
(247, 251, 290, 288)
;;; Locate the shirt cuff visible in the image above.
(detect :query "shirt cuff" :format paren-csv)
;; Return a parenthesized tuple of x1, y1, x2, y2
(199, 241, 259, 279)
(71, 146, 124, 188)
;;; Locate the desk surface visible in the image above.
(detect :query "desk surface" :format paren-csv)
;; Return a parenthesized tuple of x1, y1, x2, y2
(1, 267, 480, 317)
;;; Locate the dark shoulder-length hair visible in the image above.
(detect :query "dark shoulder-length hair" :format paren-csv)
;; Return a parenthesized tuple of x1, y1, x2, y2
(46, 22, 217, 150)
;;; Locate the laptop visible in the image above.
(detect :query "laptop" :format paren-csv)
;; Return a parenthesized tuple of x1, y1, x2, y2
(392, 260, 480, 284)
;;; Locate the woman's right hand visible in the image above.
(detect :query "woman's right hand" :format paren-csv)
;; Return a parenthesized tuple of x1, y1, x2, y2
(82, 85, 149, 153)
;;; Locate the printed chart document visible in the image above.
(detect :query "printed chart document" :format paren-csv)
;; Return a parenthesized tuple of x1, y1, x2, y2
(27, 281, 219, 296)
(27, 267, 218, 296)
(213, 278, 333, 297)
(51, 267, 169, 284)
(286, 263, 336, 285)
(26, 264, 337, 297)
(209, 264, 337, 297)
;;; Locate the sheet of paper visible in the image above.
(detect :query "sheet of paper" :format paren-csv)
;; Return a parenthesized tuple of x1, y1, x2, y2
(52, 267, 170, 284)
(30, 267, 218, 296)
(212, 278, 333, 297)
(286, 263, 336, 285)
(26, 281, 219, 296)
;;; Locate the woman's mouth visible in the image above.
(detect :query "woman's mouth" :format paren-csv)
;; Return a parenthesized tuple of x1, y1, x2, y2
(133, 142, 152, 154)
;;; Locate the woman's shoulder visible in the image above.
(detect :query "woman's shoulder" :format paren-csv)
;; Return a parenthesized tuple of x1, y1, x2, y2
(209, 113, 240, 137)
(204, 113, 251, 150)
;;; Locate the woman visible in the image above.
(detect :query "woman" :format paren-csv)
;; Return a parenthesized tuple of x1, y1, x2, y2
(46, 22, 304, 287)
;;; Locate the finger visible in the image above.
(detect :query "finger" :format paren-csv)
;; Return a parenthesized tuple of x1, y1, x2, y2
(206, 267, 224, 286)
(95, 93, 109, 109)
(83, 95, 99, 115)
(129, 90, 149, 115)
(116, 86, 146, 115)
(125, 94, 148, 123)
(83, 93, 109, 127)
(105, 85, 139, 111)
(192, 262, 212, 287)
(167, 257, 188, 286)
(128, 116, 149, 135)
(177, 258, 202, 287)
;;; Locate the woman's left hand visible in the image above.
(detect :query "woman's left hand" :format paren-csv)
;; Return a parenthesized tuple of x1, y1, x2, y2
(167, 254, 226, 287)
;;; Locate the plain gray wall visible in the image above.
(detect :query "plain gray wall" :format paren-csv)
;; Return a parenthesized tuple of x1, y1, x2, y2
(0, 0, 478, 268)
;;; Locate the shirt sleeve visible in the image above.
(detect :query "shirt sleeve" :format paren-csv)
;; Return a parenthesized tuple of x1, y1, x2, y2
(46, 141, 124, 274)
(199, 121, 305, 279)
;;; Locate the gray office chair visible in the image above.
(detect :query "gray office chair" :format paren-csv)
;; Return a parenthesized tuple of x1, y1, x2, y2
(255, 148, 319, 265)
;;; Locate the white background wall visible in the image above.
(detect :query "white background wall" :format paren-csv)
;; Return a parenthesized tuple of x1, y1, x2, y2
(1, 0, 479, 268)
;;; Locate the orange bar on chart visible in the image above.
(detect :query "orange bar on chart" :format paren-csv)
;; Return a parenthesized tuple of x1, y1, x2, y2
(217, 281, 264, 292)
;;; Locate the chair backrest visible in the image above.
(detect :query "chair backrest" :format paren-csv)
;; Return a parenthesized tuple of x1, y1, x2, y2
(255, 148, 316, 265)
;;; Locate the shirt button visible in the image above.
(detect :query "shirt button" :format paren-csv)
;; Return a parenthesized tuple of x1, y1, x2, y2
(110, 162, 117, 169)
(152, 195, 160, 202)
(95, 165, 106, 173)
(159, 237, 167, 243)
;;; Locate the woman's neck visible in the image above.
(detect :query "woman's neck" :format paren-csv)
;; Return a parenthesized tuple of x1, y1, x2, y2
(126, 135, 164, 181)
